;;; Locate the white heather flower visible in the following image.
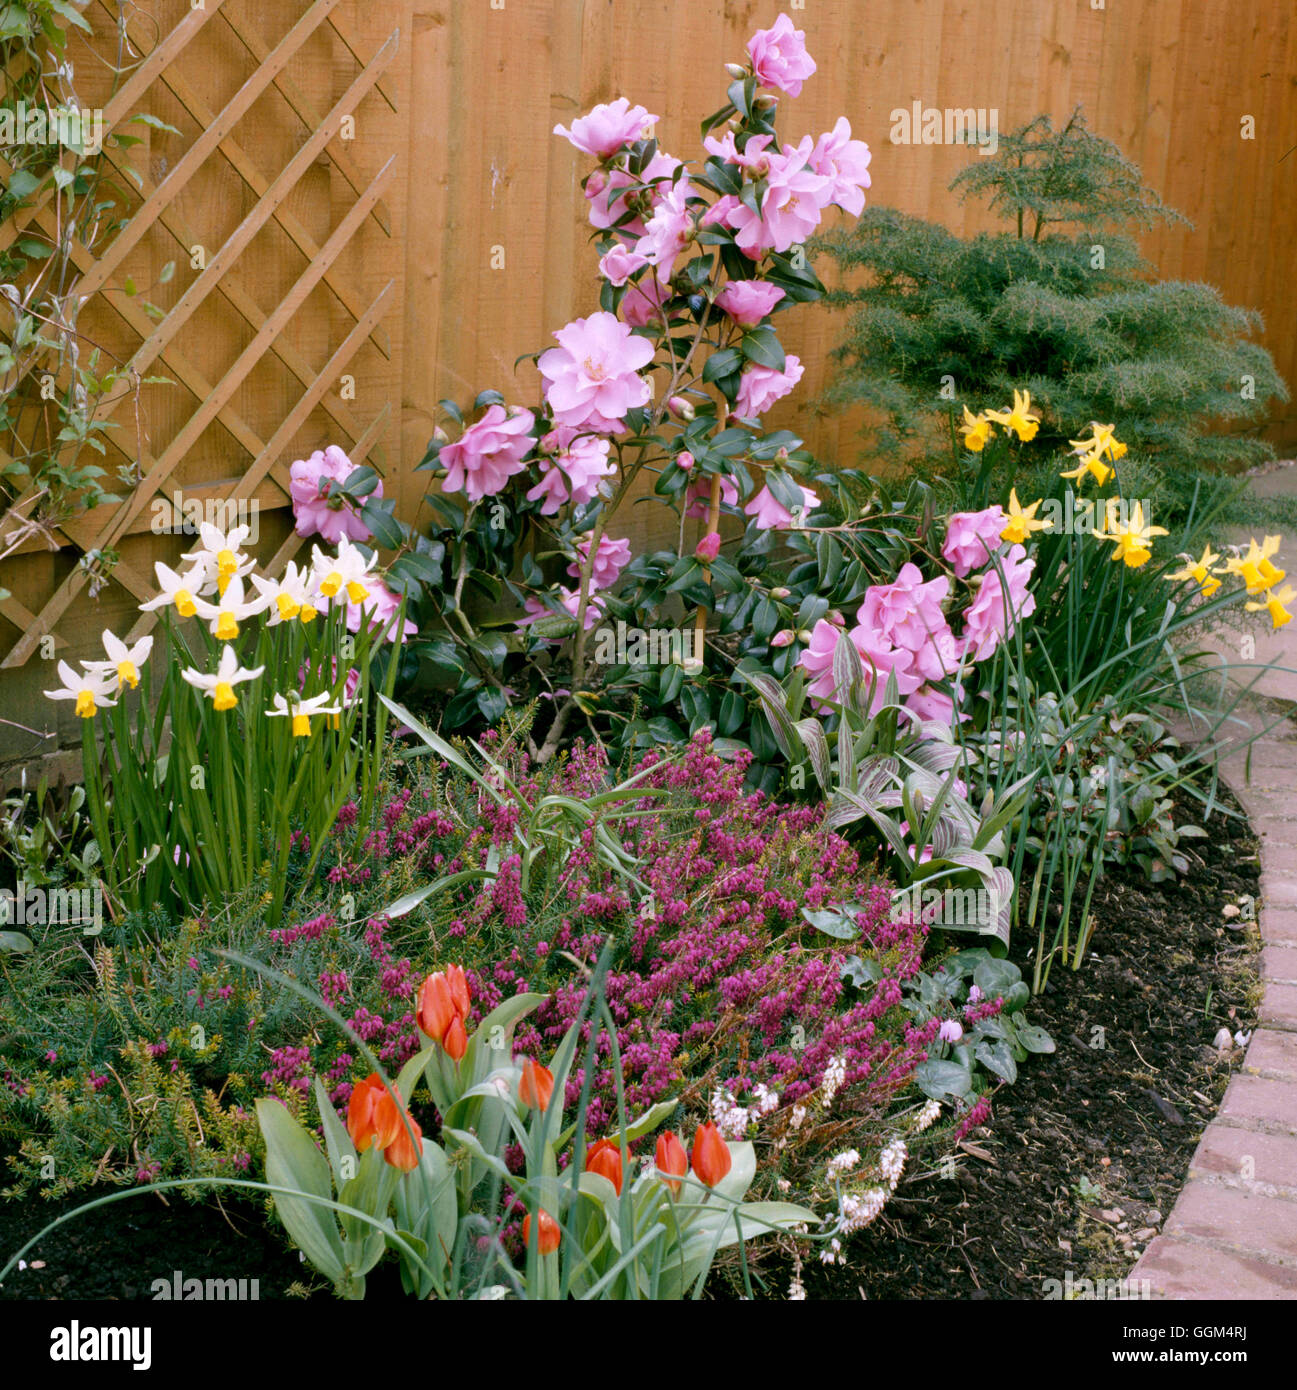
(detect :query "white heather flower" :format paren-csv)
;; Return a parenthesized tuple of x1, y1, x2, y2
(880, 1138, 908, 1189)
(820, 1053, 847, 1108)
(789, 1105, 808, 1131)
(827, 1149, 861, 1178)
(819, 1237, 843, 1265)
(915, 1100, 941, 1132)
(788, 1278, 806, 1301)
(776, 1177, 792, 1193)
(710, 1087, 751, 1140)
(752, 1082, 779, 1115)
(82, 630, 153, 691)
(838, 1186, 889, 1235)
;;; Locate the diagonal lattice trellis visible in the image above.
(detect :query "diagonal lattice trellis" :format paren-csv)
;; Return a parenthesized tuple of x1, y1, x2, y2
(0, 0, 403, 671)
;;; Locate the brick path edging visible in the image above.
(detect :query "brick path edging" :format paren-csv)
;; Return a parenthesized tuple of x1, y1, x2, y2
(1130, 722, 1297, 1298)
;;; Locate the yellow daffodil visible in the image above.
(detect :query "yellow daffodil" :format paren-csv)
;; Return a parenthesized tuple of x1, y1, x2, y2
(1068, 422, 1127, 464)
(251, 562, 319, 626)
(181, 645, 265, 712)
(1225, 535, 1285, 596)
(985, 389, 1040, 443)
(311, 536, 376, 604)
(1165, 545, 1224, 598)
(1094, 499, 1169, 569)
(958, 406, 994, 453)
(1000, 488, 1053, 544)
(83, 630, 154, 691)
(1059, 446, 1113, 488)
(191, 575, 270, 642)
(184, 522, 255, 597)
(139, 561, 207, 619)
(1245, 584, 1295, 631)
(265, 691, 342, 738)
(43, 660, 117, 719)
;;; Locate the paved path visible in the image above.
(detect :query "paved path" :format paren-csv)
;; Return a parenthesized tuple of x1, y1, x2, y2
(1131, 465, 1297, 1297)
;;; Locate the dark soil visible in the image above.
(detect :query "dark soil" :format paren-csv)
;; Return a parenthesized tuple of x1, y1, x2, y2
(0, 797, 1261, 1302)
(794, 794, 1263, 1300)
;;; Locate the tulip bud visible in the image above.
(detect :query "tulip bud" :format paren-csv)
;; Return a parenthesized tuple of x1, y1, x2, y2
(523, 1208, 561, 1255)
(668, 394, 695, 422)
(519, 1058, 555, 1113)
(417, 973, 455, 1046)
(585, 1138, 625, 1195)
(771, 628, 795, 648)
(724, 62, 747, 78)
(695, 531, 722, 563)
(655, 1131, 688, 1194)
(443, 1014, 468, 1063)
(691, 1122, 732, 1188)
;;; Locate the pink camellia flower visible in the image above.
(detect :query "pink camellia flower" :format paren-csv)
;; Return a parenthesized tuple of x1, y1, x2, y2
(289, 444, 378, 543)
(910, 623, 961, 683)
(728, 149, 829, 257)
(684, 474, 739, 518)
(848, 621, 923, 706)
(599, 243, 650, 286)
(519, 587, 607, 634)
(701, 193, 742, 229)
(342, 578, 417, 643)
(960, 544, 1038, 662)
(695, 531, 722, 563)
(439, 404, 536, 502)
(809, 117, 872, 217)
(795, 618, 843, 703)
(585, 152, 681, 231)
(525, 426, 615, 515)
(906, 685, 958, 725)
(569, 533, 631, 591)
(554, 98, 659, 158)
(942, 506, 1007, 578)
(856, 563, 951, 655)
(714, 280, 786, 329)
(735, 355, 804, 417)
(635, 179, 695, 285)
(746, 13, 817, 97)
(620, 273, 670, 328)
(539, 312, 653, 432)
(744, 480, 818, 530)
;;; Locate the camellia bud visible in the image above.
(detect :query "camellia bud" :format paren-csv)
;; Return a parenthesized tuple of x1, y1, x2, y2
(677, 450, 695, 471)
(774, 447, 789, 464)
(585, 169, 608, 198)
(431, 425, 449, 445)
(769, 586, 790, 600)
(826, 610, 845, 626)
(668, 394, 695, 422)
(724, 62, 747, 79)
(655, 1131, 689, 1195)
(796, 629, 813, 644)
(695, 531, 722, 563)
(771, 629, 795, 648)
(754, 94, 778, 113)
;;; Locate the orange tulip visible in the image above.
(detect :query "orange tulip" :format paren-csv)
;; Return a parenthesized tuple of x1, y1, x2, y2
(522, 1207, 560, 1255)
(585, 1138, 624, 1195)
(655, 1131, 688, 1194)
(519, 1058, 555, 1112)
(384, 1111, 424, 1173)
(691, 1122, 732, 1188)
(443, 1014, 468, 1063)
(347, 1072, 402, 1153)
(418, 967, 472, 1061)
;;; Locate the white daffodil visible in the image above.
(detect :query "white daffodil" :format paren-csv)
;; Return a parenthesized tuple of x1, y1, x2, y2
(83, 630, 153, 691)
(180, 645, 265, 712)
(250, 561, 319, 626)
(44, 660, 117, 719)
(311, 536, 377, 604)
(265, 691, 342, 737)
(139, 561, 208, 619)
(184, 521, 255, 596)
(190, 575, 270, 641)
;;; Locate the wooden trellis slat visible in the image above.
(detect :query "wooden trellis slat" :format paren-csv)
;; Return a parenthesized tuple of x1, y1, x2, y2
(0, 4, 406, 680)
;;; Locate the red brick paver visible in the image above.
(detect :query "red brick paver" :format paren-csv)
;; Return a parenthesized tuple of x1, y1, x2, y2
(1130, 709, 1297, 1299)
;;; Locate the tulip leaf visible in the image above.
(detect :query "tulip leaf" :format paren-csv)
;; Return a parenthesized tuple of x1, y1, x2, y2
(256, 1098, 346, 1283)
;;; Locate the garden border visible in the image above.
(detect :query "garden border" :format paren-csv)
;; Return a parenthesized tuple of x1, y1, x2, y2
(1131, 706, 1297, 1297)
